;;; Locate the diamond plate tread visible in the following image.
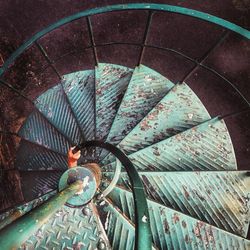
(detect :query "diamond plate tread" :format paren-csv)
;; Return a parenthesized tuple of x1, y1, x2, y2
(18, 110, 70, 155)
(103, 118, 237, 171)
(15, 140, 68, 171)
(104, 171, 250, 237)
(20, 203, 102, 250)
(0, 191, 56, 230)
(35, 84, 83, 144)
(105, 64, 174, 146)
(20, 171, 63, 201)
(96, 198, 136, 250)
(63, 70, 95, 141)
(102, 82, 211, 164)
(108, 186, 250, 250)
(95, 63, 133, 141)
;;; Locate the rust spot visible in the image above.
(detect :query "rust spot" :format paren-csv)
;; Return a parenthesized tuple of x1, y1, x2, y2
(182, 186, 190, 200)
(185, 234, 190, 243)
(172, 213, 180, 224)
(163, 219, 170, 234)
(182, 220, 187, 228)
(140, 119, 152, 131)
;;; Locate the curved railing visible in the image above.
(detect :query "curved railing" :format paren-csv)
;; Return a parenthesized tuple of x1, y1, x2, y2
(73, 141, 152, 250)
(0, 3, 250, 249)
(0, 3, 250, 77)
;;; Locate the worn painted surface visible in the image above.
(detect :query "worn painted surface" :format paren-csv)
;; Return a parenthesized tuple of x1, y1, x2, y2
(105, 64, 174, 147)
(18, 110, 70, 155)
(58, 167, 97, 207)
(97, 198, 136, 250)
(0, 181, 83, 250)
(8, 62, 246, 249)
(96, 63, 133, 160)
(20, 202, 106, 250)
(108, 186, 250, 250)
(0, 191, 56, 230)
(119, 82, 210, 154)
(102, 82, 211, 164)
(105, 171, 250, 237)
(35, 84, 83, 144)
(63, 70, 95, 141)
(95, 63, 133, 142)
(15, 140, 68, 171)
(103, 118, 237, 171)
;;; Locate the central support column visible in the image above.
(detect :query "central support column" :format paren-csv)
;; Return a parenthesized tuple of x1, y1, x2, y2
(0, 181, 83, 250)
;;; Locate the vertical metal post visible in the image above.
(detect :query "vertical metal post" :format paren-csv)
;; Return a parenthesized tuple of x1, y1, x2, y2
(0, 181, 83, 250)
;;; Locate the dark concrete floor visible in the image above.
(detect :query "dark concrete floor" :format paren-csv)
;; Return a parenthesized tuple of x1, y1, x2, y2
(0, 1, 249, 237)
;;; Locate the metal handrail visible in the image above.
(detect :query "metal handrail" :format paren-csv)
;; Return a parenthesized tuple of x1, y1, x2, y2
(0, 3, 250, 77)
(73, 141, 153, 250)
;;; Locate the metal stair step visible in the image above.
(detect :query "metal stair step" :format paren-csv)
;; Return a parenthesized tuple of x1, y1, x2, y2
(108, 186, 250, 250)
(20, 203, 103, 250)
(97, 198, 158, 250)
(15, 140, 68, 171)
(104, 171, 250, 237)
(105, 64, 174, 147)
(35, 84, 83, 144)
(63, 70, 95, 141)
(103, 118, 237, 171)
(102, 82, 211, 164)
(95, 63, 133, 142)
(20, 170, 63, 201)
(18, 110, 70, 155)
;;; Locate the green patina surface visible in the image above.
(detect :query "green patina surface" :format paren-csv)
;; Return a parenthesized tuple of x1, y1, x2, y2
(0, 181, 82, 250)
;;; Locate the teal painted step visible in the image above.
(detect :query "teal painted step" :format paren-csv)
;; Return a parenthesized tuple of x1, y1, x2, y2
(108, 186, 250, 250)
(15, 140, 68, 171)
(18, 110, 70, 155)
(102, 118, 237, 171)
(95, 63, 133, 141)
(105, 64, 174, 147)
(104, 171, 250, 237)
(97, 198, 158, 250)
(97, 198, 136, 250)
(21, 203, 107, 250)
(0, 191, 56, 230)
(63, 70, 95, 140)
(102, 82, 211, 164)
(35, 84, 83, 144)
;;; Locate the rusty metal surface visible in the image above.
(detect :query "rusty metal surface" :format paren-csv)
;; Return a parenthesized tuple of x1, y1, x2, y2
(63, 70, 95, 141)
(118, 82, 210, 154)
(20, 203, 107, 250)
(105, 171, 250, 237)
(103, 118, 237, 171)
(102, 82, 211, 164)
(105, 64, 174, 147)
(108, 186, 250, 250)
(35, 84, 83, 144)
(95, 63, 133, 142)
(15, 140, 68, 171)
(18, 110, 70, 155)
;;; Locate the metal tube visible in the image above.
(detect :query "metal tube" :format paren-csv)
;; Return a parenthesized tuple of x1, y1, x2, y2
(0, 181, 83, 250)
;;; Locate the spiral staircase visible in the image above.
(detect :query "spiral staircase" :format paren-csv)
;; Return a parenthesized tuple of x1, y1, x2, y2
(0, 3, 250, 250)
